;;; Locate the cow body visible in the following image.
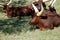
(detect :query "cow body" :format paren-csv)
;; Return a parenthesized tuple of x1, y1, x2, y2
(2, 5, 33, 18)
(29, 9, 60, 30)
(2, 1, 41, 18)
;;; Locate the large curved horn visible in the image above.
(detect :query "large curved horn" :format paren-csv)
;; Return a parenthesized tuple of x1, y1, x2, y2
(32, 4, 39, 13)
(48, 0, 54, 6)
(7, 0, 12, 5)
(43, 0, 51, 2)
(51, 0, 56, 7)
(37, 4, 44, 16)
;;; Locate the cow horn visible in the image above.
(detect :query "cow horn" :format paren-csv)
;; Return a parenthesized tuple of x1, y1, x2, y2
(51, 0, 56, 7)
(43, 0, 50, 2)
(48, 0, 54, 6)
(32, 4, 39, 13)
(37, 4, 44, 16)
(7, 0, 12, 5)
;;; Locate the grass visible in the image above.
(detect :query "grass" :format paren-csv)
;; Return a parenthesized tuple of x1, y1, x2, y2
(0, 28, 60, 40)
(0, 0, 60, 40)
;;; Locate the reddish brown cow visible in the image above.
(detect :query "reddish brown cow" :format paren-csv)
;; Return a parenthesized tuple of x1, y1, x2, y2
(29, 3, 60, 30)
(2, 5, 33, 18)
(29, 9, 54, 30)
(1, 3, 33, 18)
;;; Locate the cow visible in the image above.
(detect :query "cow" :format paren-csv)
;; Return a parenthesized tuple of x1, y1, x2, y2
(2, 6, 33, 18)
(29, 3, 60, 31)
(0, 0, 34, 18)
(29, 4, 54, 30)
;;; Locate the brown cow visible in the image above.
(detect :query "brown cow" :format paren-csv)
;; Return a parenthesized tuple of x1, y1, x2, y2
(29, 3, 60, 30)
(3, 6, 33, 18)
(29, 10, 54, 30)
(0, 0, 34, 18)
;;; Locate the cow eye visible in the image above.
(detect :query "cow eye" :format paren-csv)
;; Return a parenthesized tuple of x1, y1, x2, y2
(35, 4, 38, 6)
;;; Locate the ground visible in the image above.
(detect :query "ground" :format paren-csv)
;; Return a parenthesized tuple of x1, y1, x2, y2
(0, 0, 60, 40)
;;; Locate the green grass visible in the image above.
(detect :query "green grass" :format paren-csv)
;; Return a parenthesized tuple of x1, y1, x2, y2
(0, 0, 60, 40)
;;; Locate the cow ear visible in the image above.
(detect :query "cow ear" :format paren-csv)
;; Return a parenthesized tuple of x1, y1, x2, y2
(32, 4, 39, 13)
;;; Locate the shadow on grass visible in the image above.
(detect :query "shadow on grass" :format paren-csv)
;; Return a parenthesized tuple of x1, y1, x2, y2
(0, 17, 36, 34)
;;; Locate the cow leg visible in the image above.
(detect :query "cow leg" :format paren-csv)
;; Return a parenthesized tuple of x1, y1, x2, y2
(36, 25, 45, 31)
(36, 23, 54, 31)
(7, 13, 12, 18)
(39, 25, 54, 31)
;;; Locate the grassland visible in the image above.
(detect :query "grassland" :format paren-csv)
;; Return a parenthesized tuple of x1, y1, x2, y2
(0, 0, 60, 40)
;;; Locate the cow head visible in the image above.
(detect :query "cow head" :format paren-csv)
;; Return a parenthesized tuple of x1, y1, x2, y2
(33, 2, 41, 11)
(29, 3, 44, 25)
(0, 0, 12, 13)
(30, 0, 43, 11)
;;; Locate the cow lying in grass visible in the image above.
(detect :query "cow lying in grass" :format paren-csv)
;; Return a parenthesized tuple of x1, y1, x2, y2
(29, 3, 60, 30)
(0, 0, 33, 18)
